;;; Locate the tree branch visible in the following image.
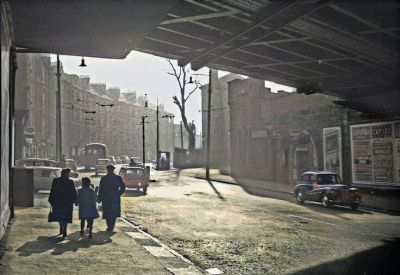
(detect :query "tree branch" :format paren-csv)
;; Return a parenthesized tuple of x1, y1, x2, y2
(167, 59, 183, 91)
(184, 81, 200, 102)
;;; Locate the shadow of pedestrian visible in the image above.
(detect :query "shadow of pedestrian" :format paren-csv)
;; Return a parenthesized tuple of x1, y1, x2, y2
(16, 231, 115, 256)
(207, 179, 225, 200)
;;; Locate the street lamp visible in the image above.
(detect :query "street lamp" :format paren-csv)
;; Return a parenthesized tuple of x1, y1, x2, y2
(141, 115, 148, 165)
(189, 69, 212, 180)
(205, 68, 212, 180)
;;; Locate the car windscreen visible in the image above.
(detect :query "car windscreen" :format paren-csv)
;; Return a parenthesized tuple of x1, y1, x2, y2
(316, 174, 341, 185)
(97, 160, 108, 165)
(126, 169, 144, 176)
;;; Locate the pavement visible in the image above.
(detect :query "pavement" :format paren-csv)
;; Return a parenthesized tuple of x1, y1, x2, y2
(0, 193, 203, 275)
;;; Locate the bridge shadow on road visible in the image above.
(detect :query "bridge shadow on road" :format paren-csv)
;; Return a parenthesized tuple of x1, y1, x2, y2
(16, 231, 115, 256)
(290, 238, 400, 275)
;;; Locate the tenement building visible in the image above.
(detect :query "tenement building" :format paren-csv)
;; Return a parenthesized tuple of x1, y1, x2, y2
(15, 53, 175, 163)
(228, 78, 400, 192)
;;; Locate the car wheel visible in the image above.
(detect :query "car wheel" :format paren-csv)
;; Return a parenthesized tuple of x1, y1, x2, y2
(322, 194, 332, 207)
(296, 191, 304, 204)
(351, 203, 359, 210)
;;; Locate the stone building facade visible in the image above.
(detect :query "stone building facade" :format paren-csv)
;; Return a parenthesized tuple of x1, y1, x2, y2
(201, 71, 243, 174)
(15, 53, 175, 164)
(1, 0, 12, 239)
(229, 78, 400, 188)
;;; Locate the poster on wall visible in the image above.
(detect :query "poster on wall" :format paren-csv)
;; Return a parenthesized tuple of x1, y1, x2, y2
(351, 121, 399, 185)
(323, 127, 342, 177)
(372, 140, 393, 183)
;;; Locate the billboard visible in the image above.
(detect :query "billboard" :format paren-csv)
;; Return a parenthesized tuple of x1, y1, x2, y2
(323, 127, 342, 177)
(351, 121, 399, 185)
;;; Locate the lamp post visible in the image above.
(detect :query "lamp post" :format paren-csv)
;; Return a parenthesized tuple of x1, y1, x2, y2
(156, 99, 160, 170)
(141, 115, 148, 165)
(188, 69, 213, 180)
(56, 54, 62, 162)
(205, 68, 212, 180)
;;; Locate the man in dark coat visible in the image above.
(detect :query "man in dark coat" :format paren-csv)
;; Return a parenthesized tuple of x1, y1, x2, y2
(97, 165, 125, 232)
(48, 168, 77, 238)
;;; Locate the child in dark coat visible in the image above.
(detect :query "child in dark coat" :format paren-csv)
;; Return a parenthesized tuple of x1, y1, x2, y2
(76, 177, 99, 239)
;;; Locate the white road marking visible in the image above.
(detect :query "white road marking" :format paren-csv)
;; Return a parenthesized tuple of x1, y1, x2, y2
(289, 214, 337, 226)
(206, 267, 224, 274)
(143, 246, 175, 257)
(126, 231, 149, 239)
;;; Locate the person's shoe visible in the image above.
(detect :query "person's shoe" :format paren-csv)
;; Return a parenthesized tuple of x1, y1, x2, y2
(88, 233, 92, 239)
(80, 230, 84, 236)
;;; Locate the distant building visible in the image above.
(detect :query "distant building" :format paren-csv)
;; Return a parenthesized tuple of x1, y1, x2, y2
(14, 53, 175, 163)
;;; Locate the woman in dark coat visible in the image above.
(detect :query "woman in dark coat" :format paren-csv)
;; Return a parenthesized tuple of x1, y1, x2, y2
(48, 168, 77, 238)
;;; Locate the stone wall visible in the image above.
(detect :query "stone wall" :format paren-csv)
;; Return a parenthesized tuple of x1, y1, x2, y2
(228, 78, 396, 186)
(0, 0, 12, 239)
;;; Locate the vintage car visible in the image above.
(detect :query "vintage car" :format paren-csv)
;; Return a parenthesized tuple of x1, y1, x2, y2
(16, 158, 57, 168)
(64, 159, 77, 171)
(108, 156, 117, 165)
(33, 167, 81, 191)
(119, 166, 149, 194)
(115, 156, 123, 164)
(95, 158, 110, 176)
(293, 171, 361, 210)
(122, 156, 130, 164)
(129, 157, 143, 167)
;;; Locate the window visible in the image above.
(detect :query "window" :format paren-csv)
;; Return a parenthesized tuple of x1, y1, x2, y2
(316, 174, 340, 185)
(126, 169, 144, 176)
(300, 174, 311, 182)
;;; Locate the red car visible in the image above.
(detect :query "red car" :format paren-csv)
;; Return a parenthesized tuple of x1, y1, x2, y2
(119, 166, 149, 194)
(293, 171, 361, 210)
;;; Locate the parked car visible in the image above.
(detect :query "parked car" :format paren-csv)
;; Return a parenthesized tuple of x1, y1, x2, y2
(64, 159, 77, 171)
(95, 158, 110, 176)
(16, 158, 57, 168)
(129, 157, 143, 167)
(293, 171, 361, 210)
(33, 167, 81, 191)
(122, 156, 130, 164)
(115, 156, 122, 164)
(108, 156, 116, 165)
(119, 166, 149, 194)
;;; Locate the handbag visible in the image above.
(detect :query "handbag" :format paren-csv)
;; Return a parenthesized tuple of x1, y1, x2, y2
(48, 207, 56, 222)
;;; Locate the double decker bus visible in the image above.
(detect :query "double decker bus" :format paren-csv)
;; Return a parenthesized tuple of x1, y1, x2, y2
(80, 143, 107, 170)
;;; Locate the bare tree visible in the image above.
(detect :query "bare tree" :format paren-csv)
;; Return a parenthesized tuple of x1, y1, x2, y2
(167, 59, 200, 150)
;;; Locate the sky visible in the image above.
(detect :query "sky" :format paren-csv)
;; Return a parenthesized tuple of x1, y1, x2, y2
(54, 51, 295, 133)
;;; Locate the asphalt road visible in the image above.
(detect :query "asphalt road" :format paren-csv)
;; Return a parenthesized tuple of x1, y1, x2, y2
(78, 168, 400, 275)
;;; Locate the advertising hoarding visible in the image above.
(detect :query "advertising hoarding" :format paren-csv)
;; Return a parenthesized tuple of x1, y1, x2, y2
(351, 121, 399, 185)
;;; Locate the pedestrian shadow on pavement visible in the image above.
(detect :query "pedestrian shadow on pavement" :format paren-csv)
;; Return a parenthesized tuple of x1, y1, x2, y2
(207, 179, 225, 200)
(16, 231, 115, 256)
(290, 237, 400, 275)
